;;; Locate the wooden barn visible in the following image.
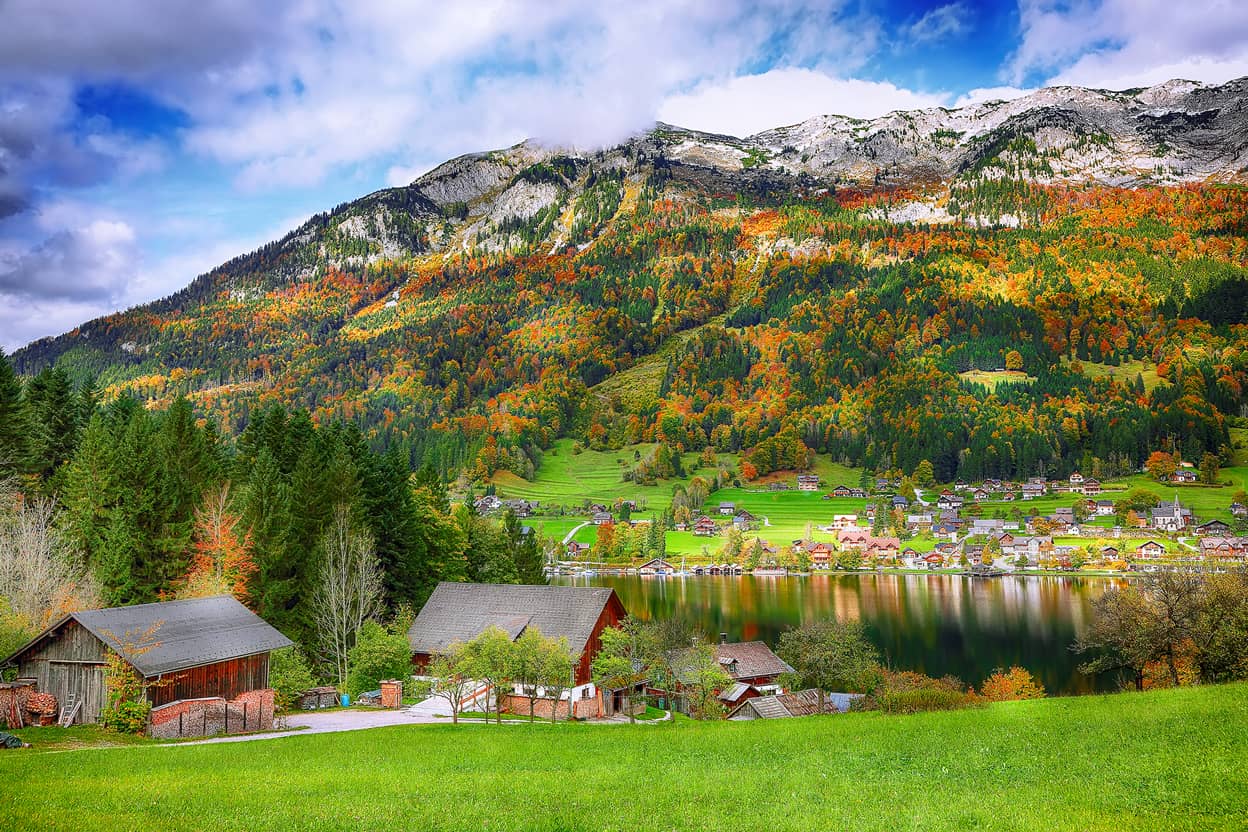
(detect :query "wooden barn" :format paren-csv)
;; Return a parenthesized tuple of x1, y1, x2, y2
(407, 582, 626, 686)
(1, 596, 292, 725)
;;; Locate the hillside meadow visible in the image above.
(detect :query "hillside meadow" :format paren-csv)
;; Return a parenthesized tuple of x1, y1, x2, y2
(3, 684, 1246, 831)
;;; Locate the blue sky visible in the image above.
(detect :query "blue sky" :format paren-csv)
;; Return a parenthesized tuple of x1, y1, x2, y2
(2, 0, 1247, 350)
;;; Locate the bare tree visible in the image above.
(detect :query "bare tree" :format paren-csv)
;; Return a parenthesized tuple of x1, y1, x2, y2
(429, 642, 476, 724)
(0, 495, 98, 627)
(312, 505, 383, 687)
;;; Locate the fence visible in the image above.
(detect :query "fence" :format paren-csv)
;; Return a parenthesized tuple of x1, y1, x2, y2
(149, 689, 275, 739)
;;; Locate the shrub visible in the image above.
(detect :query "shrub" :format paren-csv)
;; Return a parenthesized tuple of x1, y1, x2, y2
(979, 667, 1046, 701)
(344, 621, 411, 697)
(269, 646, 318, 711)
(860, 669, 980, 714)
(100, 650, 152, 734)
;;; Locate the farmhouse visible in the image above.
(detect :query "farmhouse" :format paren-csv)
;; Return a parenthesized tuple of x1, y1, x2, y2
(1, 596, 291, 730)
(797, 474, 819, 491)
(591, 511, 613, 525)
(830, 514, 859, 531)
(866, 537, 900, 558)
(837, 528, 870, 549)
(693, 516, 720, 536)
(407, 582, 626, 687)
(1135, 540, 1167, 560)
(1172, 469, 1197, 483)
(717, 502, 736, 515)
(1082, 479, 1101, 495)
(831, 484, 852, 497)
(1199, 537, 1248, 560)
(1195, 519, 1231, 537)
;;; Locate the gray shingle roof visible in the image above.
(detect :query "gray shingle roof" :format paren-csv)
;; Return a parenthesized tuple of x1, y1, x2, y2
(714, 641, 794, 681)
(7, 595, 293, 677)
(407, 582, 621, 656)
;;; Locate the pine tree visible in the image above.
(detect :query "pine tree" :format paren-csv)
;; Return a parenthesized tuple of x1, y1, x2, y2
(0, 349, 30, 475)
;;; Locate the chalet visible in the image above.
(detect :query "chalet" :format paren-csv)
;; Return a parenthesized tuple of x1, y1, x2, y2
(474, 495, 503, 513)
(718, 502, 736, 516)
(932, 520, 961, 538)
(830, 514, 859, 531)
(1194, 519, 1231, 537)
(767, 482, 791, 491)
(922, 552, 946, 568)
(1100, 545, 1120, 561)
(875, 477, 892, 491)
(905, 513, 934, 531)
(502, 499, 538, 518)
(1135, 540, 1167, 560)
(864, 504, 877, 520)
(637, 558, 676, 576)
(831, 485, 853, 497)
(566, 541, 591, 557)
(891, 495, 909, 509)
(797, 474, 820, 491)
(963, 544, 986, 565)
(1022, 482, 1046, 500)
(1082, 479, 1101, 495)
(972, 488, 991, 502)
(971, 518, 1005, 536)
(732, 511, 758, 531)
(1, 596, 291, 731)
(798, 540, 835, 568)
(1001, 491, 1017, 502)
(408, 582, 626, 688)
(1002, 535, 1051, 559)
(953, 480, 968, 491)
(1231, 502, 1248, 518)
(1199, 537, 1248, 560)
(937, 494, 964, 511)
(866, 537, 900, 558)
(1152, 498, 1193, 532)
(1092, 499, 1115, 516)
(837, 528, 870, 549)
(1172, 469, 1198, 483)
(693, 516, 720, 536)
(708, 639, 793, 689)
(591, 511, 613, 525)
(849, 488, 868, 499)
(1068, 472, 1084, 491)
(984, 478, 1004, 491)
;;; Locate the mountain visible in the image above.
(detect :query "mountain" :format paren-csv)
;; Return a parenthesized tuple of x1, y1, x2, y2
(13, 77, 1248, 482)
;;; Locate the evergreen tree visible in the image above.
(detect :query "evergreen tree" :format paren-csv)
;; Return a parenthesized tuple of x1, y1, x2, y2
(0, 349, 29, 475)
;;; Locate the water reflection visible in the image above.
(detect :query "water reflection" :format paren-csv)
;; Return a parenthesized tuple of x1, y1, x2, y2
(554, 574, 1118, 694)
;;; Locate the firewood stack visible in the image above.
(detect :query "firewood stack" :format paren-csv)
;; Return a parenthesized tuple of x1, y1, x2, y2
(25, 693, 57, 727)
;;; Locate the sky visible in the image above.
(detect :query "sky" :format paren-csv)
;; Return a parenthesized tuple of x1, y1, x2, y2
(2, 0, 1247, 351)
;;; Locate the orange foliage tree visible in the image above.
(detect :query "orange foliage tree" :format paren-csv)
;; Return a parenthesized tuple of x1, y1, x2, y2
(978, 666, 1046, 701)
(180, 483, 256, 602)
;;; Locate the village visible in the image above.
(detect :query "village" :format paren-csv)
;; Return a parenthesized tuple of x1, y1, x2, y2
(476, 462, 1248, 578)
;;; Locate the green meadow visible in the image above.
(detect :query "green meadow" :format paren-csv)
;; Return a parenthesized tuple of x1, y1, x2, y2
(4, 684, 1246, 831)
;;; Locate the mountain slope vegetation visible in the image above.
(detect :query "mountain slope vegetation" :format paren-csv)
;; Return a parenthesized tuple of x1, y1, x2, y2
(12, 77, 1248, 484)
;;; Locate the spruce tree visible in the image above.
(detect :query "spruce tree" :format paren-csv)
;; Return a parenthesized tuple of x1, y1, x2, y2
(0, 349, 29, 475)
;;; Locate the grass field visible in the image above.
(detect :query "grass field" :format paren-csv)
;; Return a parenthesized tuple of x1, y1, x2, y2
(958, 369, 1036, 390)
(1066, 357, 1167, 393)
(4, 684, 1246, 831)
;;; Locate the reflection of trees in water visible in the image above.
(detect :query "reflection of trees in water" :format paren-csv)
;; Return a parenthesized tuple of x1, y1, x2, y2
(558, 573, 1111, 694)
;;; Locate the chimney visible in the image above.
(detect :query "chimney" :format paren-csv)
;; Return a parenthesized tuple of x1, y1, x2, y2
(719, 632, 728, 645)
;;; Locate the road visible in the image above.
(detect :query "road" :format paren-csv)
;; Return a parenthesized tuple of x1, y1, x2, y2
(562, 521, 591, 544)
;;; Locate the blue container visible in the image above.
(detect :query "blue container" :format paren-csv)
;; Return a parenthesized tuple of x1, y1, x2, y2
(340, 693, 350, 707)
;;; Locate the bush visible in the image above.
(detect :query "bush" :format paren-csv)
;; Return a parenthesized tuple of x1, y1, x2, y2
(860, 669, 980, 714)
(978, 667, 1046, 701)
(101, 699, 152, 734)
(344, 621, 411, 697)
(269, 647, 318, 712)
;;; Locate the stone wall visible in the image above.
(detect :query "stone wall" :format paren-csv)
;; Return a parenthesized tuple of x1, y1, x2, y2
(149, 688, 275, 739)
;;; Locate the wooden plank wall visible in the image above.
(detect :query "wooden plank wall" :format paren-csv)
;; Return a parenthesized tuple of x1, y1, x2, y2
(147, 654, 270, 706)
(17, 621, 108, 724)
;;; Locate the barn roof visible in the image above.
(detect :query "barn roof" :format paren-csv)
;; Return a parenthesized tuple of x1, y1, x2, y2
(2, 595, 292, 677)
(407, 582, 623, 656)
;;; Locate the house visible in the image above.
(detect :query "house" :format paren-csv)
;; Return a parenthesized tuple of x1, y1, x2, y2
(875, 477, 892, 491)
(866, 537, 900, 558)
(830, 514, 859, 531)
(1082, 478, 1101, 495)
(922, 552, 946, 568)
(932, 520, 961, 538)
(1022, 482, 1046, 500)
(473, 494, 503, 513)
(831, 485, 852, 497)
(798, 540, 835, 568)
(891, 495, 909, 509)
(637, 558, 676, 576)
(1, 596, 291, 732)
(1068, 472, 1084, 491)
(1092, 499, 1115, 516)
(1194, 519, 1231, 537)
(727, 689, 862, 719)
(849, 488, 868, 499)
(732, 511, 758, 531)
(1199, 537, 1248, 560)
(502, 498, 538, 518)
(1152, 498, 1193, 532)
(972, 488, 991, 502)
(1135, 540, 1167, 560)
(717, 682, 762, 709)
(693, 516, 720, 536)
(837, 528, 870, 549)
(708, 639, 794, 688)
(768, 482, 791, 491)
(971, 518, 1005, 537)
(937, 494, 964, 511)
(1099, 545, 1120, 561)
(717, 502, 736, 516)
(905, 513, 934, 531)
(1172, 469, 1198, 483)
(566, 541, 591, 557)
(1231, 502, 1247, 518)
(408, 582, 626, 689)
(591, 511, 613, 525)
(797, 474, 820, 491)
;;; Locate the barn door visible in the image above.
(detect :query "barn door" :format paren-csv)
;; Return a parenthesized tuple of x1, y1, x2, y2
(48, 661, 107, 724)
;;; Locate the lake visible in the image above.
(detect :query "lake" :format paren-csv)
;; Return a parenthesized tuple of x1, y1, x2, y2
(554, 573, 1122, 695)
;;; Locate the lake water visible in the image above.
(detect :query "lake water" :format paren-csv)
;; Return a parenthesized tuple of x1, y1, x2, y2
(554, 573, 1122, 695)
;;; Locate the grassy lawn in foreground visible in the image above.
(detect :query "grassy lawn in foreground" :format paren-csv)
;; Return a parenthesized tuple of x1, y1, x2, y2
(3, 684, 1246, 831)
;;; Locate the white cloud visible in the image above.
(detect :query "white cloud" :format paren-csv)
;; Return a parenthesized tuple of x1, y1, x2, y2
(953, 85, 1036, 108)
(904, 2, 972, 44)
(659, 68, 950, 136)
(1010, 0, 1248, 89)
